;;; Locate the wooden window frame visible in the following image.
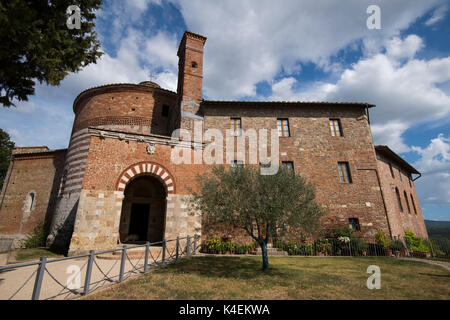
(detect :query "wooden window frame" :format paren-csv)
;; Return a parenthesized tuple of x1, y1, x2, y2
(338, 162, 352, 183)
(282, 161, 294, 173)
(231, 118, 242, 136)
(277, 119, 290, 137)
(329, 119, 343, 137)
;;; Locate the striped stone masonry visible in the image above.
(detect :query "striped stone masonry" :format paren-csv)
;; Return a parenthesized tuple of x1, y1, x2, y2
(115, 162, 175, 194)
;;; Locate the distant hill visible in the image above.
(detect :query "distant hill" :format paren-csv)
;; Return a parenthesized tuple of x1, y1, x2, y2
(425, 220, 450, 241)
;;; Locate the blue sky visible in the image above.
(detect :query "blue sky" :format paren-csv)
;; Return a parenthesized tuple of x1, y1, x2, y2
(0, 0, 449, 220)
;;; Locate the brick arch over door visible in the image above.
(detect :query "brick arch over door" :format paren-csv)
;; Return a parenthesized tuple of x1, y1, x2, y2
(115, 162, 175, 194)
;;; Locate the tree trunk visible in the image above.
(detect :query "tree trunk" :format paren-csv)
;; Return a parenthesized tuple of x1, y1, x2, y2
(260, 241, 270, 271)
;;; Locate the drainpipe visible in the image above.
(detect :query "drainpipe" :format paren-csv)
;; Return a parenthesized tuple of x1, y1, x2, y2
(0, 155, 15, 211)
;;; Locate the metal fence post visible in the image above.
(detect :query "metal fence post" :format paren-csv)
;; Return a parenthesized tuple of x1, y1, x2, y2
(161, 240, 166, 264)
(32, 257, 47, 300)
(429, 240, 435, 258)
(186, 235, 191, 256)
(119, 245, 127, 282)
(144, 242, 150, 273)
(83, 250, 95, 296)
(193, 234, 198, 255)
(176, 236, 179, 261)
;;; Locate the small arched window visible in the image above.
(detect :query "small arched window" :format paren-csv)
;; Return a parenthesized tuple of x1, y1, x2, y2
(395, 188, 403, 212)
(410, 194, 418, 215)
(25, 192, 35, 212)
(191, 61, 198, 68)
(404, 191, 411, 214)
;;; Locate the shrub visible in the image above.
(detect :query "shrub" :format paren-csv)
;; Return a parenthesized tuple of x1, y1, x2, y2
(391, 239, 405, 252)
(22, 220, 47, 249)
(201, 236, 256, 254)
(352, 238, 368, 251)
(323, 226, 354, 239)
(404, 230, 430, 253)
(375, 231, 391, 250)
(315, 238, 332, 254)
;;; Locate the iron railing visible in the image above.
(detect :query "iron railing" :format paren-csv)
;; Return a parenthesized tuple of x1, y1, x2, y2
(0, 234, 199, 300)
(272, 238, 389, 257)
(403, 237, 450, 259)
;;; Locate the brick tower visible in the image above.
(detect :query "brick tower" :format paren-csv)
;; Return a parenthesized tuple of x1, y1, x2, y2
(176, 31, 207, 131)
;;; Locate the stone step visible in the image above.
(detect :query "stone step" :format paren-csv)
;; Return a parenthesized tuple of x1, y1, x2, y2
(97, 246, 163, 260)
(251, 250, 288, 256)
(253, 246, 288, 256)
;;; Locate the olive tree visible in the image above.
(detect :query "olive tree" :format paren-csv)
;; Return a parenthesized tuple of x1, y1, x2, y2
(187, 165, 326, 270)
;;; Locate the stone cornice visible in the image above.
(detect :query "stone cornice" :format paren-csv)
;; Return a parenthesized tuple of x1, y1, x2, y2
(73, 83, 177, 114)
(88, 128, 204, 149)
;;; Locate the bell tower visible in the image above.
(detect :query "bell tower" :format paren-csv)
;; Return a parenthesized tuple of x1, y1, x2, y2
(176, 31, 207, 131)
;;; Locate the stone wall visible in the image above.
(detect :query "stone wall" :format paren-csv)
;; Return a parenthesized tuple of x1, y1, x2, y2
(202, 103, 390, 241)
(67, 134, 205, 254)
(376, 153, 428, 239)
(0, 149, 66, 248)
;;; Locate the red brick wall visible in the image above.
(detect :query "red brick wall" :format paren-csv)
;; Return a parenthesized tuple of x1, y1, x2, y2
(376, 153, 428, 238)
(177, 33, 206, 107)
(0, 150, 66, 236)
(202, 104, 390, 241)
(81, 136, 208, 195)
(73, 88, 177, 137)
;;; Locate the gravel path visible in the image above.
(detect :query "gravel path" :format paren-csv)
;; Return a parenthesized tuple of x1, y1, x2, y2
(0, 252, 163, 300)
(398, 257, 450, 271)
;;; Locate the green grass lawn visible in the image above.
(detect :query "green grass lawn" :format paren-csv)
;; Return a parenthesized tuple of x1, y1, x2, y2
(12, 248, 63, 262)
(86, 256, 450, 300)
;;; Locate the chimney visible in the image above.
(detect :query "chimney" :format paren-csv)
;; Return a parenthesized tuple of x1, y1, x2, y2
(176, 31, 207, 131)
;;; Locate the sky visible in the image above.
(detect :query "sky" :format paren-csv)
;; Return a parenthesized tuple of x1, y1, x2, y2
(0, 0, 449, 220)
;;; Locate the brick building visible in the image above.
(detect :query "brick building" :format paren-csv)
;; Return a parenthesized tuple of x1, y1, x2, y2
(0, 31, 427, 254)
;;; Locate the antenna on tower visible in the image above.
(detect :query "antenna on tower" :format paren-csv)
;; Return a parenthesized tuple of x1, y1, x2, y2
(148, 72, 155, 82)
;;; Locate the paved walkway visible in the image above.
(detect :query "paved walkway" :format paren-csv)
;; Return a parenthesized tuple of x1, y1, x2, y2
(398, 257, 450, 271)
(0, 250, 171, 300)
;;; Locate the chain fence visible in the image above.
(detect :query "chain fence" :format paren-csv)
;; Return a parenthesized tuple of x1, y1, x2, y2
(0, 234, 199, 300)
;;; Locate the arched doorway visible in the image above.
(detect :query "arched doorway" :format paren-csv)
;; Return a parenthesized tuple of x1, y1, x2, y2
(119, 175, 167, 244)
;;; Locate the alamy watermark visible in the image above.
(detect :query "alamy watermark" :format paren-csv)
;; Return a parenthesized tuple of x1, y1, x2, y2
(66, 264, 81, 290)
(367, 5, 381, 30)
(66, 5, 81, 30)
(366, 265, 381, 289)
(170, 122, 280, 175)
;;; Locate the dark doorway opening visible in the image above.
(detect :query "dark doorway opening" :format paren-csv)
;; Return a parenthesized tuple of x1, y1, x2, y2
(129, 203, 150, 241)
(119, 175, 167, 244)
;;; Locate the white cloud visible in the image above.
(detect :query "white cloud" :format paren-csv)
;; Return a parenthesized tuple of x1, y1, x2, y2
(267, 35, 450, 155)
(144, 31, 179, 70)
(425, 4, 448, 26)
(412, 134, 450, 204)
(385, 35, 424, 61)
(172, 0, 447, 99)
(371, 122, 411, 153)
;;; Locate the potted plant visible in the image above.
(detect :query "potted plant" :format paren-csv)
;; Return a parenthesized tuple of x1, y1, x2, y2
(316, 238, 331, 256)
(375, 231, 392, 256)
(404, 230, 431, 257)
(391, 239, 405, 257)
(353, 238, 368, 256)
